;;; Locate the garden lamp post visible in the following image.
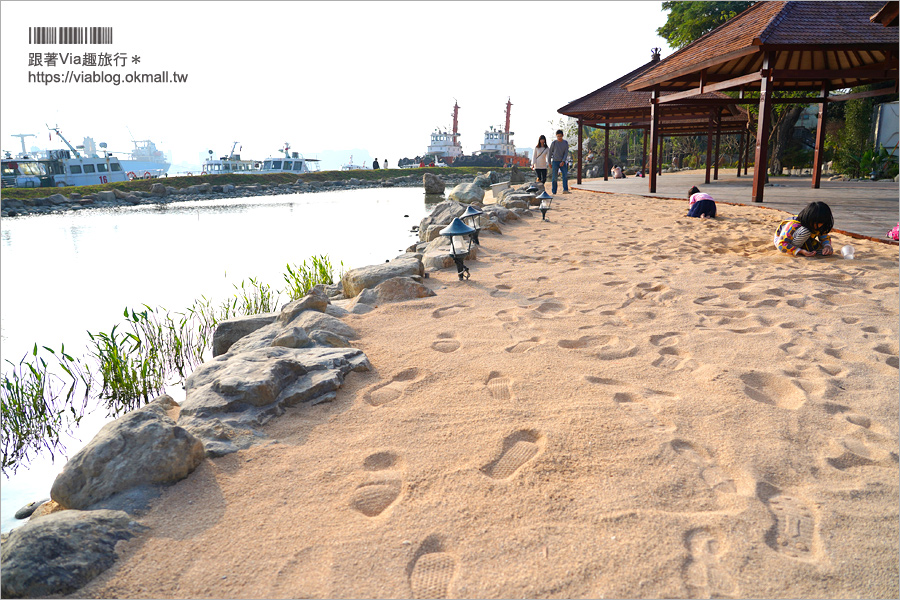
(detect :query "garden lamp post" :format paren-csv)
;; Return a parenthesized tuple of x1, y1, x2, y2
(439, 217, 475, 280)
(536, 191, 553, 221)
(460, 205, 484, 246)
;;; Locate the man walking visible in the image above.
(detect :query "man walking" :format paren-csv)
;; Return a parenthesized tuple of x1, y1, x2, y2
(549, 129, 570, 194)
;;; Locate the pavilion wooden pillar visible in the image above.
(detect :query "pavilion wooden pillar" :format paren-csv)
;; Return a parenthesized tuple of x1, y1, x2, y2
(705, 109, 715, 184)
(752, 55, 774, 202)
(812, 86, 829, 189)
(642, 127, 648, 174)
(736, 131, 743, 177)
(743, 124, 751, 175)
(658, 134, 664, 177)
(713, 111, 722, 180)
(603, 124, 610, 181)
(649, 91, 659, 192)
(577, 117, 583, 185)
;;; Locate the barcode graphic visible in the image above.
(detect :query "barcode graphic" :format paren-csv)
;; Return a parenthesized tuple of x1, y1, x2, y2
(29, 27, 113, 44)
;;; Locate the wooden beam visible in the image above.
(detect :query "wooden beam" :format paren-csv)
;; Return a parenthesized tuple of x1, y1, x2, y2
(770, 67, 898, 79)
(752, 54, 774, 203)
(828, 86, 899, 102)
(705, 109, 714, 184)
(655, 72, 763, 103)
(649, 92, 659, 192)
(812, 87, 828, 189)
(642, 127, 648, 175)
(577, 117, 583, 185)
(603, 125, 610, 182)
(714, 113, 722, 181)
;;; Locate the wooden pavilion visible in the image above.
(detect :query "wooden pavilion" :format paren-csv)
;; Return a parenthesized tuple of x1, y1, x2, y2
(558, 50, 752, 186)
(624, 0, 898, 202)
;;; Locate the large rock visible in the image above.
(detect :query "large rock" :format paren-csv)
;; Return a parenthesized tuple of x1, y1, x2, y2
(149, 183, 167, 197)
(292, 310, 358, 340)
(472, 175, 492, 190)
(423, 173, 445, 194)
(277, 287, 329, 325)
(0, 509, 146, 599)
(341, 255, 424, 298)
(50, 396, 204, 510)
(212, 312, 278, 357)
(179, 346, 371, 456)
(368, 277, 436, 304)
(94, 191, 116, 202)
(448, 182, 485, 204)
(509, 164, 526, 184)
(418, 199, 467, 242)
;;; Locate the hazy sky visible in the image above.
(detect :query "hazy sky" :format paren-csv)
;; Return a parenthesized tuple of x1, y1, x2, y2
(1, 1, 673, 171)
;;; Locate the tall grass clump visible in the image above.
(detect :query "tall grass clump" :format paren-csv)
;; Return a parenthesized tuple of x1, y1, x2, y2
(283, 254, 343, 300)
(2, 255, 344, 474)
(1, 344, 91, 474)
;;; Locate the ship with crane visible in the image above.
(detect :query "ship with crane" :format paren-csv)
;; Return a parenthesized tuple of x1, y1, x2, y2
(478, 98, 530, 168)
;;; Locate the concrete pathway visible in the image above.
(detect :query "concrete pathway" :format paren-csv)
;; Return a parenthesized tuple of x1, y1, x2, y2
(571, 168, 899, 242)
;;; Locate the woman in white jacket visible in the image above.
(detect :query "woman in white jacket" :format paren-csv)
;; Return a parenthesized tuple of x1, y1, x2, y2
(532, 135, 550, 183)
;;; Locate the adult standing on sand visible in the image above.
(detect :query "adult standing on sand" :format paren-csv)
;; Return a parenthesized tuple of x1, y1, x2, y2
(549, 129, 570, 194)
(532, 135, 550, 184)
(373, 158, 380, 170)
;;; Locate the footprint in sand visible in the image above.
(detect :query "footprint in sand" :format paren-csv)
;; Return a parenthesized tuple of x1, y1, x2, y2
(494, 270, 512, 279)
(825, 436, 898, 471)
(671, 440, 736, 494)
(364, 368, 423, 407)
(762, 490, 818, 561)
(612, 392, 675, 435)
(409, 536, 457, 599)
(486, 371, 513, 401)
(350, 451, 404, 517)
(432, 304, 469, 319)
(559, 335, 638, 360)
(530, 300, 569, 318)
(505, 336, 544, 354)
(683, 528, 738, 598)
(431, 333, 460, 354)
(739, 371, 808, 410)
(652, 347, 698, 373)
(490, 284, 514, 298)
(481, 429, 545, 480)
(495, 308, 522, 323)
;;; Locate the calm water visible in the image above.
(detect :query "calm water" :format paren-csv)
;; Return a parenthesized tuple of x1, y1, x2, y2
(0, 187, 435, 532)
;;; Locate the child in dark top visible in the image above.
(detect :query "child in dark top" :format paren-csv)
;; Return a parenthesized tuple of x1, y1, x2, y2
(773, 201, 834, 257)
(687, 186, 716, 218)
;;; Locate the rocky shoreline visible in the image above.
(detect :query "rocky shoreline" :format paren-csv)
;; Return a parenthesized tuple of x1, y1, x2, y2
(0, 173, 480, 219)
(0, 171, 543, 598)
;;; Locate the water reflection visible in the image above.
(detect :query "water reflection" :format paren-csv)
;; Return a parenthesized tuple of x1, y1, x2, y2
(0, 187, 434, 533)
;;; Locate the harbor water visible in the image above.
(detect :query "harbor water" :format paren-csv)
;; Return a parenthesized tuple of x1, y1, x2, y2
(1, 186, 436, 533)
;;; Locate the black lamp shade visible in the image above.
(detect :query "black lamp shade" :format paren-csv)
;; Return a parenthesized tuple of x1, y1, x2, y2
(536, 191, 553, 200)
(460, 206, 484, 219)
(440, 217, 476, 237)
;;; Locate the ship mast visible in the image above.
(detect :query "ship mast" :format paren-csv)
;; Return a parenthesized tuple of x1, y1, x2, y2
(504, 98, 512, 135)
(11, 134, 36, 156)
(451, 100, 460, 146)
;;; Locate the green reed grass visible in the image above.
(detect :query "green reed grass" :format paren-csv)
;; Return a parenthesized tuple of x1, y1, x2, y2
(1, 344, 91, 474)
(1, 256, 342, 474)
(283, 254, 343, 300)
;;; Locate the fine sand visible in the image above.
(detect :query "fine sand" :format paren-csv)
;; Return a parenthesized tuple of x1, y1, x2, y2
(71, 190, 899, 599)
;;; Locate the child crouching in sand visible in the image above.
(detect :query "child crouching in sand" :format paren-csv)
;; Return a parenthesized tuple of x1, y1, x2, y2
(774, 201, 834, 257)
(687, 186, 716, 218)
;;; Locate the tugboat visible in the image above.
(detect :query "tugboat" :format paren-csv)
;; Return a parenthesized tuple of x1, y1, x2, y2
(201, 142, 258, 174)
(478, 98, 530, 168)
(258, 143, 320, 174)
(426, 101, 464, 165)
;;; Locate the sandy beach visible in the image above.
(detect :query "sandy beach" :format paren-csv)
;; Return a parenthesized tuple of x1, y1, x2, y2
(70, 189, 899, 599)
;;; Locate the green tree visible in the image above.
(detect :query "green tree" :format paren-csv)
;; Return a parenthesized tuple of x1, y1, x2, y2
(657, 1, 754, 49)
